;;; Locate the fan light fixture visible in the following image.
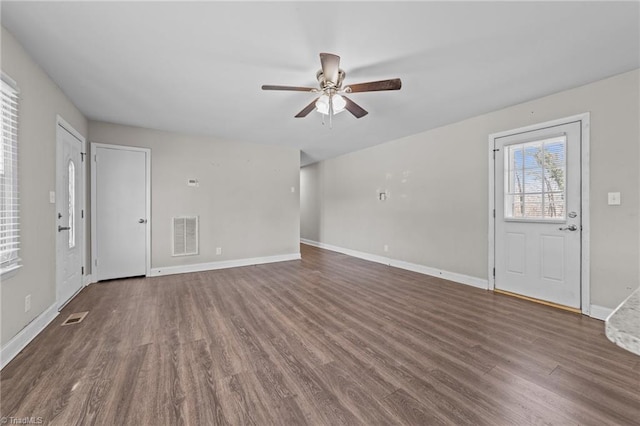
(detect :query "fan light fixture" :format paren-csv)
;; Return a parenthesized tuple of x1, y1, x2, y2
(315, 94, 346, 115)
(262, 53, 402, 126)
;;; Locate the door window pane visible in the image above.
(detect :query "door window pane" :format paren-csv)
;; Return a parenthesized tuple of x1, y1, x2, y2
(68, 160, 75, 248)
(504, 136, 566, 220)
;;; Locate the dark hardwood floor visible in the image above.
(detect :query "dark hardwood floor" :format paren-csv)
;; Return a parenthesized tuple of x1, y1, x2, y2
(2, 244, 639, 425)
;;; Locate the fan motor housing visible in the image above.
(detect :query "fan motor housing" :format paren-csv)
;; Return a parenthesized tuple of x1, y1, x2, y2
(317, 69, 346, 89)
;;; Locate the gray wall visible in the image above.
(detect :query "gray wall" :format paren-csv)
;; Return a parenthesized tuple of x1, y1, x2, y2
(301, 69, 640, 310)
(1, 27, 89, 346)
(88, 121, 300, 269)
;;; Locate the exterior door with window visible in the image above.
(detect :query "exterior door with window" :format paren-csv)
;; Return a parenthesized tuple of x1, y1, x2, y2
(56, 124, 84, 310)
(494, 121, 581, 308)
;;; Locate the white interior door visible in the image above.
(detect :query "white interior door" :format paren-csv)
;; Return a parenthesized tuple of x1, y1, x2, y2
(93, 145, 149, 281)
(494, 121, 581, 308)
(56, 124, 84, 310)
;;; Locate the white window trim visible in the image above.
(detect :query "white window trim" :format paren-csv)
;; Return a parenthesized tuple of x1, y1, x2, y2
(1, 72, 21, 278)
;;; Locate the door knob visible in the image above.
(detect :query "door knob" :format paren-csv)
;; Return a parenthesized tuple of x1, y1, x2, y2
(558, 225, 578, 231)
(138, 219, 147, 224)
(58, 225, 71, 232)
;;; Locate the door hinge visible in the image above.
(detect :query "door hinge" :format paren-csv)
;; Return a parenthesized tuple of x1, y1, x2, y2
(81, 266, 84, 275)
(492, 148, 500, 159)
(80, 152, 86, 162)
(94, 154, 97, 162)
(493, 267, 495, 277)
(493, 209, 495, 218)
(81, 209, 84, 219)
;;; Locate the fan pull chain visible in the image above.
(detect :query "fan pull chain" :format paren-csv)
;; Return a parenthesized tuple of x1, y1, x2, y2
(329, 93, 334, 129)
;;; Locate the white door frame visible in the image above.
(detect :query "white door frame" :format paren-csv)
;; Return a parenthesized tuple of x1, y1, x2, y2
(90, 142, 151, 279)
(55, 116, 87, 307)
(488, 113, 591, 315)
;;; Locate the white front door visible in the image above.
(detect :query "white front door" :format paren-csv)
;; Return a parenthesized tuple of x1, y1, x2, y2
(93, 144, 149, 281)
(494, 120, 582, 308)
(56, 124, 84, 310)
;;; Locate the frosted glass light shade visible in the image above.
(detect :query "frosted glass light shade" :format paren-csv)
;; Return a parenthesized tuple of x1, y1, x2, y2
(315, 94, 346, 115)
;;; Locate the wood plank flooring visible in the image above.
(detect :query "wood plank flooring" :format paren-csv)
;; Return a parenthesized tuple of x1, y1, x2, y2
(2, 244, 639, 425)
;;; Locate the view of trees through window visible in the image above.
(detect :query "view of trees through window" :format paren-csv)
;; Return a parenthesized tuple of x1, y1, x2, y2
(505, 137, 566, 220)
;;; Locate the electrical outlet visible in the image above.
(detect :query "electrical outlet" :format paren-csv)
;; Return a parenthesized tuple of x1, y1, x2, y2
(291, 186, 295, 193)
(25, 294, 31, 312)
(216, 247, 222, 255)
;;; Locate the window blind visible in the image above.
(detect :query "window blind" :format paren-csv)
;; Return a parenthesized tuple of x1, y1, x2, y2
(1, 73, 20, 273)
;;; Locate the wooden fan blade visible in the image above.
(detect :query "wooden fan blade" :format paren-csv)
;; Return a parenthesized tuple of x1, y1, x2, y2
(320, 53, 340, 85)
(342, 96, 368, 119)
(345, 78, 402, 93)
(262, 85, 316, 92)
(295, 98, 319, 118)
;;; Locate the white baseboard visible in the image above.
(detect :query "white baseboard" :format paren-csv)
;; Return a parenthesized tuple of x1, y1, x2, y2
(391, 259, 489, 289)
(1, 303, 59, 370)
(149, 253, 301, 277)
(301, 238, 391, 266)
(589, 304, 613, 321)
(300, 238, 318, 247)
(301, 239, 488, 290)
(83, 274, 94, 286)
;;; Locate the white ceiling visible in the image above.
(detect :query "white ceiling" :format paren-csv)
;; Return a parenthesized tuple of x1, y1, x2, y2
(2, 2, 639, 165)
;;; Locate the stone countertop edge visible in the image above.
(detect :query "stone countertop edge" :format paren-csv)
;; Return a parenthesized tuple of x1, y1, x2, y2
(605, 287, 640, 356)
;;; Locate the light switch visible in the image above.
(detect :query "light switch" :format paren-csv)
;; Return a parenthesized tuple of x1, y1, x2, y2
(49, 191, 56, 204)
(608, 192, 621, 205)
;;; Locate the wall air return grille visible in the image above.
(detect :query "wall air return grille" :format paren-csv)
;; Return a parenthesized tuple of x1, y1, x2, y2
(172, 216, 199, 256)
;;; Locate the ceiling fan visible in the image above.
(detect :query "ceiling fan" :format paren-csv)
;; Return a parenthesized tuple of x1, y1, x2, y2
(262, 53, 401, 125)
